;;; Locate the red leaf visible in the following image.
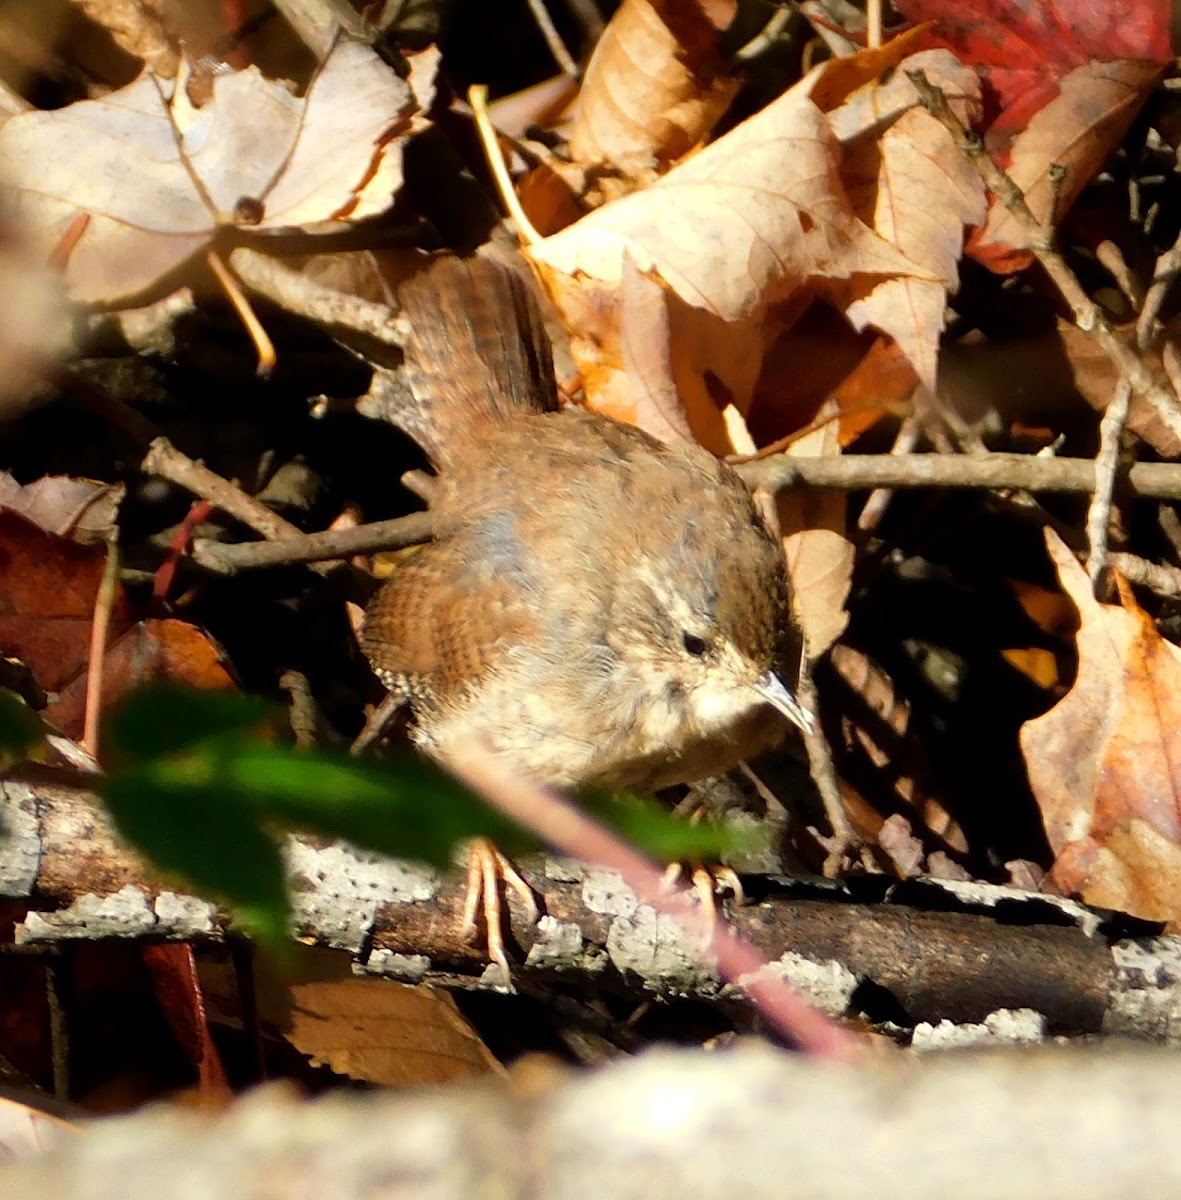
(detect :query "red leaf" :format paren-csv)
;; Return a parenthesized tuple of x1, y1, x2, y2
(893, 0, 1171, 150)
(44, 618, 235, 741)
(0, 510, 133, 695)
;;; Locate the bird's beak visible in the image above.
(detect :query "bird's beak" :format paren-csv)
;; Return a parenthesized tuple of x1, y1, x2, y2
(753, 671, 814, 734)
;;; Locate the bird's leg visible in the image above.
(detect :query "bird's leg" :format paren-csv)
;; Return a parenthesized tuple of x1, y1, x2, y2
(459, 837, 541, 982)
(659, 860, 744, 947)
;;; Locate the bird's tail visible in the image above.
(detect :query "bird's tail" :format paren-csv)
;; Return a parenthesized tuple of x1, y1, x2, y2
(390, 253, 558, 469)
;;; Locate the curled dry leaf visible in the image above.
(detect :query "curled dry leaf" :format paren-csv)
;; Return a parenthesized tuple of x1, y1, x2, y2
(530, 69, 932, 445)
(1021, 528, 1181, 928)
(569, 0, 740, 174)
(0, 473, 124, 545)
(824, 50, 987, 391)
(0, 38, 437, 305)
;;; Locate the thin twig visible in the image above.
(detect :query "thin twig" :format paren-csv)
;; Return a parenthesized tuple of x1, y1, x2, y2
(1095, 239, 1146, 313)
(1136, 222, 1181, 350)
(190, 511, 433, 573)
(865, 0, 882, 48)
(63, 374, 338, 576)
(524, 0, 580, 77)
(795, 660, 859, 872)
(1086, 380, 1132, 591)
(82, 537, 120, 758)
(1158, 505, 1181, 562)
(737, 450, 1181, 499)
(206, 247, 276, 376)
(154, 499, 216, 601)
(857, 414, 921, 533)
(907, 69, 1181, 446)
(734, 7, 794, 62)
(228, 247, 410, 348)
(350, 690, 407, 757)
(182, 449, 1181, 575)
(469, 84, 543, 246)
(1109, 551, 1181, 597)
(141, 438, 304, 545)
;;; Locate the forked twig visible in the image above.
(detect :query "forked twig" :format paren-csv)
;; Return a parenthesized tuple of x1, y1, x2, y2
(907, 69, 1181, 446)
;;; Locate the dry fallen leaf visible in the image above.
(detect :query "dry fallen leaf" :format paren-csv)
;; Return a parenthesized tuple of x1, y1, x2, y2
(44, 618, 235, 741)
(0, 473, 124, 545)
(201, 946, 500, 1087)
(778, 400, 852, 656)
(975, 59, 1166, 268)
(1021, 527, 1181, 927)
(534, 72, 927, 323)
(825, 50, 987, 390)
(568, 0, 740, 175)
(531, 66, 933, 445)
(0, 510, 133, 694)
(0, 502, 235, 738)
(0, 38, 436, 305)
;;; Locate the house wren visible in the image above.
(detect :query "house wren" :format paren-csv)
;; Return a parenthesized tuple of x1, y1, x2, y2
(361, 255, 811, 794)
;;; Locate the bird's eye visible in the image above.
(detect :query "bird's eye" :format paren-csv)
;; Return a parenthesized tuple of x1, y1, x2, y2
(682, 632, 710, 657)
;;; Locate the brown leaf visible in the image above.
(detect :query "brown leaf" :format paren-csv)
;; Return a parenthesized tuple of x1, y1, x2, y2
(569, 0, 740, 173)
(778, 402, 852, 656)
(0, 474, 124, 545)
(530, 70, 931, 440)
(974, 59, 1165, 269)
(0, 39, 435, 305)
(1021, 528, 1181, 927)
(827, 50, 986, 390)
(202, 946, 499, 1087)
(1054, 317, 1181, 458)
(44, 618, 235, 741)
(534, 74, 927, 325)
(0, 510, 133, 695)
(617, 254, 696, 445)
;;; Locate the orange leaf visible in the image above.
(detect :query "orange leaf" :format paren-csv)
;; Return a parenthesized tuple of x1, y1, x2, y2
(1021, 529, 1181, 927)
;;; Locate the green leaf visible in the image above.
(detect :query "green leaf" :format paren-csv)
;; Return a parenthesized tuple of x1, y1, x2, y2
(104, 685, 275, 762)
(104, 765, 289, 947)
(98, 707, 532, 949)
(582, 790, 765, 861)
(0, 689, 44, 757)
(98, 684, 765, 951)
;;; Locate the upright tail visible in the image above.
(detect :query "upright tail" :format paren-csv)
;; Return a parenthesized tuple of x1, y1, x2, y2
(391, 254, 558, 469)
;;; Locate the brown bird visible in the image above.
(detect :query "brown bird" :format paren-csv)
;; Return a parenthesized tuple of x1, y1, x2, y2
(361, 254, 811, 970)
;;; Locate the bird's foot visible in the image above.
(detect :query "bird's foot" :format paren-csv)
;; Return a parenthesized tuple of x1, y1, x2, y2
(659, 862, 745, 947)
(459, 837, 541, 984)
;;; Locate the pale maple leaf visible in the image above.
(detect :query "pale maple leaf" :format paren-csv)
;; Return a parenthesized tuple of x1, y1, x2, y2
(824, 49, 987, 391)
(529, 71, 934, 443)
(0, 38, 437, 305)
